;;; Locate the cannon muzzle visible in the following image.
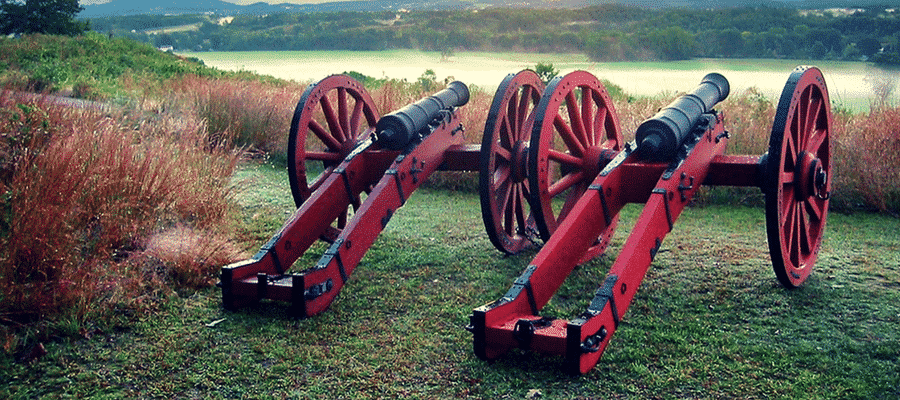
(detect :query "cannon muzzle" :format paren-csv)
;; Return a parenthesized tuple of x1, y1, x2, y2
(375, 81, 470, 150)
(636, 73, 730, 161)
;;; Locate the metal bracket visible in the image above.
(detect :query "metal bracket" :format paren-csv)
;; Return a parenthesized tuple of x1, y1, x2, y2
(580, 326, 608, 353)
(409, 157, 425, 184)
(304, 278, 334, 301)
(502, 264, 539, 315)
(513, 316, 554, 349)
(677, 172, 695, 202)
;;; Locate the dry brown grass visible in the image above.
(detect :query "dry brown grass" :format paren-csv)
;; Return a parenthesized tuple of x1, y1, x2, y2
(0, 91, 243, 329)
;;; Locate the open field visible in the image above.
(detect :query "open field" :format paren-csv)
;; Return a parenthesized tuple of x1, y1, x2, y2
(2, 35, 898, 398)
(187, 51, 900, 111)
(3, 162, 898, 399)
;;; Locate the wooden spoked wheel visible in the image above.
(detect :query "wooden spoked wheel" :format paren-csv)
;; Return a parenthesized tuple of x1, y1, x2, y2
(528, 71, 623, 262)
(287, 75, 380, 238)
(480, 70, 545, 255)
(764, 66, 832, 288)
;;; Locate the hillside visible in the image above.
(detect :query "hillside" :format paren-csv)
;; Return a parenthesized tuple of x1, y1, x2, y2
(79, 0, 900, 17)
(85, 5, 900, 63)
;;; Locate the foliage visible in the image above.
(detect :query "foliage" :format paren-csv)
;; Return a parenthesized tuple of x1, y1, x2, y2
(646, 26, 696, 61)
(83, 5, 900, 62)
(533, 62, 559, 84)
(0, 0, 88, 36)
(0, 32, 221, 98)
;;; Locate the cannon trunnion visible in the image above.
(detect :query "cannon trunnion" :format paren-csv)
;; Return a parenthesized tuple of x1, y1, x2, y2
(221, 67, 833, 375)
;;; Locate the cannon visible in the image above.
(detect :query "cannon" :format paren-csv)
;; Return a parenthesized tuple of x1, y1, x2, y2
(636, 72, 730, 160)
(220, 66, 832, 375)
(375, 80, 470, 149)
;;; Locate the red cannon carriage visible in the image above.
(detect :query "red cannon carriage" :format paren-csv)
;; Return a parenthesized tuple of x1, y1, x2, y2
(220, 66, 832, 374)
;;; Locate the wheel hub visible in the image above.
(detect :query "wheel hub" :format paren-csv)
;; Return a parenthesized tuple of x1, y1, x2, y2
(510, 140, 529, 183)
(795, 151, 828, 200)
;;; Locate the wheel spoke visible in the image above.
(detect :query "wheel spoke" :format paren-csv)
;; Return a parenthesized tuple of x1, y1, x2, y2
(798, 205, 810, 257)
(783, 126, 797, 164)
(805, 95, 822, 143)
(581, 87, 594, 143)
(808, 130, 828, 157)
(780, 171, 794, 185)
(798, 91, 810, 148)
(338, 88, 350, 142)
(493, 165, 511, 190)
(565, 91, 589, 147)
(781, 183, 795, 223)
(521, 179, 532, 204)
(508, 89, 522, 137)
(516, 88, 532, 141)
(306, 151, 343, 162)
(548, 171, 584, 198)
(307, 172, 327, 193)
(548, 149, 582, 168)
(349, 96, 365, 140)
(595, 105, 608, 147)
(515, 183, 528, 231)
(789, 204, 800, 267)
(553, 114, 585, 157)
(320, 95, 345, 143)
(500, 113, 515, 150)
(497, 177, 513, 221)
(504, 184, 520, 235)
(309, 120, 343, 151)
(804, 196, 826, 223)
(494, 146, 512, 163)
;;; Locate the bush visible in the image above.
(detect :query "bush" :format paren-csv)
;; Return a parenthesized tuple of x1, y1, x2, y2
(0, 92, 243, 331)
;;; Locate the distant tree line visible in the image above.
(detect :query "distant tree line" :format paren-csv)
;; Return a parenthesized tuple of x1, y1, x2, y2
(84, 5, 900, 63)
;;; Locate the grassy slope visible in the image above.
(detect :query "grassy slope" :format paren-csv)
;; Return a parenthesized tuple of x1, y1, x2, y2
(3, 163, 896, 399)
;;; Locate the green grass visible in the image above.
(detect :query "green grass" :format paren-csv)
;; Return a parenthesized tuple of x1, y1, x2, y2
(3, 162, 897, 399)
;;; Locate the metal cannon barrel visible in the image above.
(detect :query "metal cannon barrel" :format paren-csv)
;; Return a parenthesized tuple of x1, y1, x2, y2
(375, 81, 470, 150)
(636, 73, 730, 161)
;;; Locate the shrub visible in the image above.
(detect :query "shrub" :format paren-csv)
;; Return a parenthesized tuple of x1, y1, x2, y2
(0, 92, 243, 332)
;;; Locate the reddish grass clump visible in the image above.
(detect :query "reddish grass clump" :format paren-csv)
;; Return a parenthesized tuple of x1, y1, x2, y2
(144, 76, 305, 157)
(832, 105, 900, 214)
(0, 91, 243, 334)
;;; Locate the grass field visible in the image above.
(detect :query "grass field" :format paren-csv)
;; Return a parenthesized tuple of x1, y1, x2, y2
(3, 162, 897, 399)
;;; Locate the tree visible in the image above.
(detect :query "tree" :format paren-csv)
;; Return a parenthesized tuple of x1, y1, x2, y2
(857, 37, 882, 57)
(0, 0, 88, 36)
(647, 27, 696, 61)
(533, 62, 559, 84)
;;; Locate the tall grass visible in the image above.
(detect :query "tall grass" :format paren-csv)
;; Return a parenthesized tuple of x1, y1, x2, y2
(0, 92, 243, 343)
(155, 76, 302, 158)
(832, 105, 900, 213)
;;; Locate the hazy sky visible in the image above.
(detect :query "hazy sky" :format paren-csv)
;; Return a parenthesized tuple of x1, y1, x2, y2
(79, 0, 358, 5)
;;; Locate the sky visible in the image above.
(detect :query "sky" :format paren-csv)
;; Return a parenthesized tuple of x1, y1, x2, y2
(78, 0, 356, 5)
